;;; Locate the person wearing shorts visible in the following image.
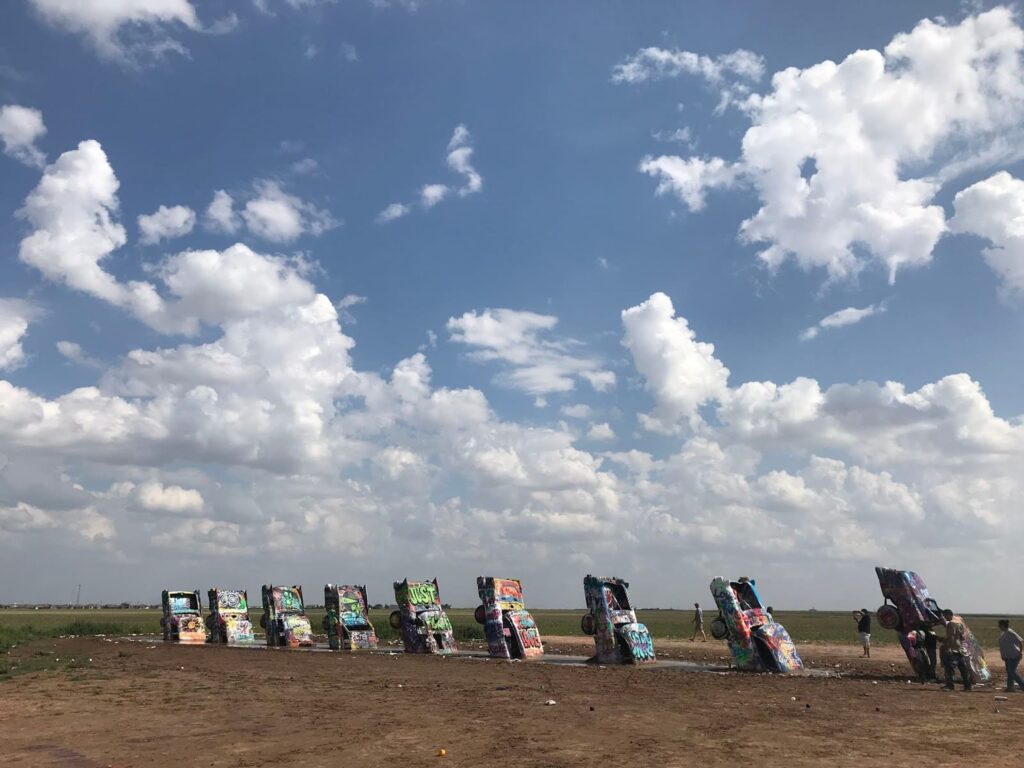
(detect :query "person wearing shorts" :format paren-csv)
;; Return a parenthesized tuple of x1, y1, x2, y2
(854, 609, 871, 657)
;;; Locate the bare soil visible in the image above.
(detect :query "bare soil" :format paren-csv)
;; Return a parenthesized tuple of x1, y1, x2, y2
(2, 635, 1022, 767)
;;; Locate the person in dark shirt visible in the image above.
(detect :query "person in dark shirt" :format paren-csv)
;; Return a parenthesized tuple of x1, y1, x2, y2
(853, 609, 871, 658)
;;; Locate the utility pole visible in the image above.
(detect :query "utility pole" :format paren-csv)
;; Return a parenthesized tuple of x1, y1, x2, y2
(76, 583, 81, 607)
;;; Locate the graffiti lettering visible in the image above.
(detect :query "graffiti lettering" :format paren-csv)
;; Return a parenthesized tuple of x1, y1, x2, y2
(624, 628, 655, 661)
(407, 583, 438, 606)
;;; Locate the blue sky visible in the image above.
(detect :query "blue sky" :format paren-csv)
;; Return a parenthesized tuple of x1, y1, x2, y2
(1, 1, 1023, 612)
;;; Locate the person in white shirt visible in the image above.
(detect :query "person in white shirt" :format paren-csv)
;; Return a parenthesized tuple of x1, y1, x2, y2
(690, 602, 707, 642)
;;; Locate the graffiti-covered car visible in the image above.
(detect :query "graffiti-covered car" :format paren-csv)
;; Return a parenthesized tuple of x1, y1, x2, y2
(206, 588, 255, 645)
(160, 589, 207, 644)
(323, 584, 378, 651)
(874, 566, 989, 684)
(260, 584, 314, 647)
(579, 575, 655, 664)
(708, 577, 802, 673)
(389, 578, 457, 655)
(474, 577, 543, 660)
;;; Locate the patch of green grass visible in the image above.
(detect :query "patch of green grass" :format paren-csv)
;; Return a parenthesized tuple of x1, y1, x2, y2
(1, 608, 1017, 649)
(0, 642, 94, 681)
(0, 618, 148, 654)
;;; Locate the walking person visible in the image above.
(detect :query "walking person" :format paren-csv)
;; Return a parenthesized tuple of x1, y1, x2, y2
(690, 602, 707, 642)
(998, 619, 1024, 692)
(853, 608, 871, 658)
(941, 609, 972, 691)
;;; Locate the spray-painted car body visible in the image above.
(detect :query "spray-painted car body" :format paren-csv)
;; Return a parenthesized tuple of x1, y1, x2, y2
(709, 577, 802, 673)
(874, 566, 989, 684)
(323, 584, 378, 651)
(206, 588, 255, 645)
(580, 575, 655, 664)
(160, 589, 207, 644)
(475, 577, 543, 660)
(389, 579, 457, 655)
(260, 585, 314, 647)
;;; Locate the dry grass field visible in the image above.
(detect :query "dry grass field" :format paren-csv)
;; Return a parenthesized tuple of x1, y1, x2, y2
(2, 612, 1023, 767)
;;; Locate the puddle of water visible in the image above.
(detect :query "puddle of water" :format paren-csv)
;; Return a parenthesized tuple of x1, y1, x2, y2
(115, 635, 834, 677)
(26, 745, 106, 767)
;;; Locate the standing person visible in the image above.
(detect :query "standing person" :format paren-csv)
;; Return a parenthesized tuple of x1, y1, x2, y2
(853, 609, 871, 658)
(998, 619, 1024, 692)
(941, 609, 972, 691)
(690, 602, 707, 642)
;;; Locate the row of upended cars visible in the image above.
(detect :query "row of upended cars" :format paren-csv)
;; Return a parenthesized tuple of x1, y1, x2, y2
(159, 567, 989, 679)
(159, 575, 803, 670)
(160, 579, 541, 660)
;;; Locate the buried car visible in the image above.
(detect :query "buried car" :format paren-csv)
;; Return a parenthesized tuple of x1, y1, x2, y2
(160, 589, 207, 644)
(389, 578, 457, 655)
(709, 577, 803, 673)
(874, 566, 989, 684)
(323, 584, 378, 651)
(206, 588, 255, 645)
(474, 577, 543, 660)
(580, 575, 655, 664)
(260, 584, 314, 648)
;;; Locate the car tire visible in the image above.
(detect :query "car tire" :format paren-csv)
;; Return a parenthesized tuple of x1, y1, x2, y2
(474, 605, 486, 625)
(877, 605, 901, 630)
(389, 610, 402, 630)
(710, 617, 729, 640)
(580, 614, 596, 636)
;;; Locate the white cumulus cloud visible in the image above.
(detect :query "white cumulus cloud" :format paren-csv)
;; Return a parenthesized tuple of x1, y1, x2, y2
(613, 46, 764, 110)
(28, 0, 201, 62)
(0, 300, 39, 371)
(636, 8, 1024, 285)
(950, 171, 1024, 297)
(420, 183, 449, 208)
(376, 202, 410, 223)
(138, 204, 196, 245)
(612, 47, 764, 85)
(586, 422, 615, 441)
(0, 105, 47, 167)
(135, 481, 204, 514)
(621, 292, 729, 431)
(204, 189, 239, 234)
(448, 308, 615, 397)
(56, 340, 102, 369)
(377, 124, 482, 222)
(639, 155, 741, 212)
(242, 180, 338, 242)
(800, 303, 887, 341)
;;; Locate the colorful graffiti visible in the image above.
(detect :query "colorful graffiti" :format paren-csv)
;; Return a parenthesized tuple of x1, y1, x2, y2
(708, 577, 803, 673)
(160, 589, 207, 644)
(475, 577, 544, 660)
(260, 585, 314, 648)
(323, 584, 378, 651)
(874, 567, 990, 684)
(206, 588, 255, 645)
(390, 578, 457, 655)
(580, 575, 656, 665)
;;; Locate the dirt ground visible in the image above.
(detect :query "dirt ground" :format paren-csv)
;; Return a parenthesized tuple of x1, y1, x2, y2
(2, 635, 1023, 767)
